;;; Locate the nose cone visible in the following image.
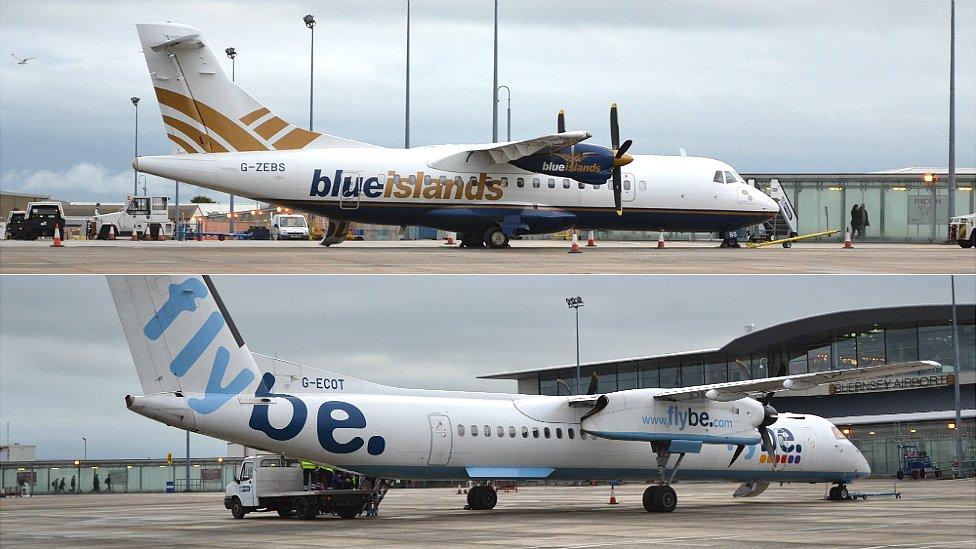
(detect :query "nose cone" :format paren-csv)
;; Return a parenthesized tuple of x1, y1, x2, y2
(756, 189, 778, 212)
(132, 157, 140, 171)
(612, 153, 634, 168)
(853, 449, 872, 478)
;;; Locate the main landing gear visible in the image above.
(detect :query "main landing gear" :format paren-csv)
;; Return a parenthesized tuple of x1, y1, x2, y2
(643, 442, 685, 513)
(458, 226, 510, 249)
(827, 484, 851, 501)
(466, 484, 498, 510)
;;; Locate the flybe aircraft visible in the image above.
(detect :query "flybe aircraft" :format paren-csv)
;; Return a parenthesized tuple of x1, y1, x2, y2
(132, 23, 779, 248)
(111, 275, 935, 513)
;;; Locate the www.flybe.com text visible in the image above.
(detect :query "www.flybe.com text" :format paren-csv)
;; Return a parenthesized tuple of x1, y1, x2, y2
(642, 405, 734, 430)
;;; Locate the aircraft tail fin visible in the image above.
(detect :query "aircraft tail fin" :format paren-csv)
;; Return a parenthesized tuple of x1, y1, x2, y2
(108, 276, 261, 413)
(135, 22, 373, 154)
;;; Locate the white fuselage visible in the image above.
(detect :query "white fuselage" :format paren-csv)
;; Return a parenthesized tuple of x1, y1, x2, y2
(135, 147, 779, 235)
(128, 387, 869, 485)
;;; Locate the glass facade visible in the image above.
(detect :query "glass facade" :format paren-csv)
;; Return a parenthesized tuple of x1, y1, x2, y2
(0, 458, 240, 495)
(845, 418, 976, 477)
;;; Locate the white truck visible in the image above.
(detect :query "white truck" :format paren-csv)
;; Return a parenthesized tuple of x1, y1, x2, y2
(270, 214, 310, 240)
(949, 213, 976, 249)
(223, 454, 389, 520)
(94, 196, 174, 240)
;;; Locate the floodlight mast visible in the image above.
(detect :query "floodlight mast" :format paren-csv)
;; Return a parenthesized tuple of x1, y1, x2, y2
(566, 297, 584, 395)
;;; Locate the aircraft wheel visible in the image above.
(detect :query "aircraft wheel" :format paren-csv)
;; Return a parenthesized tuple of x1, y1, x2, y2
(642, 486, 659, 512)
(484, 226, 509, 249)
(828, 486, 840, 500)
(654, 486, 677, 513)
(466, 485, 482, 509)
(838, 486, 850, 500)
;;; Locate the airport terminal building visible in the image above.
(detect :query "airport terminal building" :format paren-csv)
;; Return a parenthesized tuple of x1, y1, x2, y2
(481, 304, 976, 477)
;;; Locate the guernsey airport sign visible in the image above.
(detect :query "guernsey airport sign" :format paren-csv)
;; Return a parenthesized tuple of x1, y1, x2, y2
(829, 373, 955, 395)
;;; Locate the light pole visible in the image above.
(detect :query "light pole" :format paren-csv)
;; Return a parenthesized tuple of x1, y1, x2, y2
(947, 0, 956, 238)
(404, 0, 410, 149)
(304, 14, 316, 131)
(491, 0, 499, 142)
(566, 296, 584, 395)
(496, 85, 511, 141)
(131, 97, 140, 196)
(225, 47, 238, 234)
(950, 275, 963, 476)
(82, 437, 87, 461)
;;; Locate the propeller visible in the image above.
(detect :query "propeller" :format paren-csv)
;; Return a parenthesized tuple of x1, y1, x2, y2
(729, 392, 779, 467)
(586, 371, 599, 395)
(609, 103, 634, 216)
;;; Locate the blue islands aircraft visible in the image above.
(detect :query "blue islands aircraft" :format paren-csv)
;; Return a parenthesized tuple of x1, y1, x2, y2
(131, 22, 780, 248)
(111, 275, 935, 513)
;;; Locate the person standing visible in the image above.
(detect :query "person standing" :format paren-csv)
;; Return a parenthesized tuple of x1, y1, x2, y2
(58, 478, 65, 492)
(105, 474, 112, 492)
(300, 459, 316, 490)
(70, 476, 76, 493)
(859, 203, 870, 239)
(92, 472, 100, 492)
(850, 204, 862, 239)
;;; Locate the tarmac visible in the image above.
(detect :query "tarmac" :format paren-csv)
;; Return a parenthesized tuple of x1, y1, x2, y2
(1, 239, 974, 274)
(1, 479, 974, 548)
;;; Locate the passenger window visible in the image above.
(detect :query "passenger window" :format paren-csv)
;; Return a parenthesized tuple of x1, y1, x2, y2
(532, 427, 540, 439)
(484, 425, 491, 437)
(423, 175, 431, 185)
(639, 181, 647, 191)
(556, 428, 563, 439)
(455, 176, 464, 185)
(517, 177, 525, 188)
(544, 427, 551, 439)
(521, 426, 529, 438)
(509, 426, 516, 438)
(497, 426, 504, 438)
(532, 178, 541, 189)
(578, 181, 585, 190)
(408, 175, 416, 186)
(568, 428, 575, 440)
(547, 178, 556, 189)
(471, 425, 478, 437)
(439, 175, 447, 185)
(470, 176, 479, 186)
(562, 179, 571, 189)
(713, 171, 724, 184)
(623, 180, 631, 191)
(580, 431, 587, 440)
(458, 424, 465, 437)
(500, 177, 508, 187)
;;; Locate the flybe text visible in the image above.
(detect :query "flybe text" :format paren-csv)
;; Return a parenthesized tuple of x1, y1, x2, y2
(642, 406, 734, 431)
(309, 170, 504, 201)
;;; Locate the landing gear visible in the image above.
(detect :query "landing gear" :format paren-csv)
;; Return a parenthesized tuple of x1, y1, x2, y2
(483, 226, 510, 249)
(827, 484, 851, 501)
(466, 484, 498, 510)
(643, 442, 685, 513)
(719, 231, 741, 248)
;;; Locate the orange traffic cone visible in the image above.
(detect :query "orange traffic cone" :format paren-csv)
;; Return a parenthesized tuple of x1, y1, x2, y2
(586, 231, 596, 247)
(843, 229, 853, 249)
(445, 232, 456, 246)
(568, 230, 582, 254)
(608, 484, 618, 505)
(657, 232, 666, 248)
(457, 484, 463, 495)
(131, 228, 140, 241)
(51, 224, 64, 247)
(108, 225, 116, 240)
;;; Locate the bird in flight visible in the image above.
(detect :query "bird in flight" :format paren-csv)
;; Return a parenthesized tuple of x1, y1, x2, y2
(11, 54, 34, 65)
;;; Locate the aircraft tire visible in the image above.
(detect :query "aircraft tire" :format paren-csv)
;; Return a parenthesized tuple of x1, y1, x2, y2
(484, 226, 509, 249)
(838, 486, 850, 500)
(653, 486, 677, 513)
(230, 497, 246, 519)
(466, 485, 482, 509)
(642, 486, 659, 512)
(828, 486, 840, 500)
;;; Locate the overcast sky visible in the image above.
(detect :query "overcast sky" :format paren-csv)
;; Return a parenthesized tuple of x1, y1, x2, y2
(0, 0, 974, 203)
(1, 275, 973, 459)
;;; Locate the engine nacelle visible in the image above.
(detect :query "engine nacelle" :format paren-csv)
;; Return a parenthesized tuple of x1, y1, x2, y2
(509, 143, 614, 186)
(580, 390, 765, 446)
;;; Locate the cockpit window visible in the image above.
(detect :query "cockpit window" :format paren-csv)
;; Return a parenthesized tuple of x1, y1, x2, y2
(724, 171, 743, 184)
(713, 171, 724, 184)
(831, 425, 848, 440)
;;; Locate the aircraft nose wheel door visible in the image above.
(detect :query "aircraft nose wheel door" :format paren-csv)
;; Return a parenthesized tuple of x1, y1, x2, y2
(622, 173, 636, 204)
(427, 414, 453, 466)
(339, 171, 362, 210)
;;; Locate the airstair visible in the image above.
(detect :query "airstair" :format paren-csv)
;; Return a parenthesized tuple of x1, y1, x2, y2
(364, 478, 394, 517)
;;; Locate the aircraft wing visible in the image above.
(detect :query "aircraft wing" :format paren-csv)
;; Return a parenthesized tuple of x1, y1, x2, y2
(428, 131, 592, 171)
(653, 360, 939, 402)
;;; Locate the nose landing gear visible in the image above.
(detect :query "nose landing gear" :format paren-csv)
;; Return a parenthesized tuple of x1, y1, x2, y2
(827, 484, 851, 501)
(466, 484, 498, 510)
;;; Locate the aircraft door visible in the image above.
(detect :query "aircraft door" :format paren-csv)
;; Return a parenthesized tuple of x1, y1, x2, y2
(427, 414, 453, 466)
(339, 171, 362, 210)
(622, 173, 636, 203)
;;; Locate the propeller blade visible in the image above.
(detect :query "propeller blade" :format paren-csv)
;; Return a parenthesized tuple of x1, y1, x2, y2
(759, 391, 775, 406)
(557, 109, 566, 134)
(610, 103, 620, 149)
(586, 371, 599, 395)
(760, 428, 777, 466)
(612, 169, 622, 216)
(615, 139, 633, 158)
(728, 444, 746, 467)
